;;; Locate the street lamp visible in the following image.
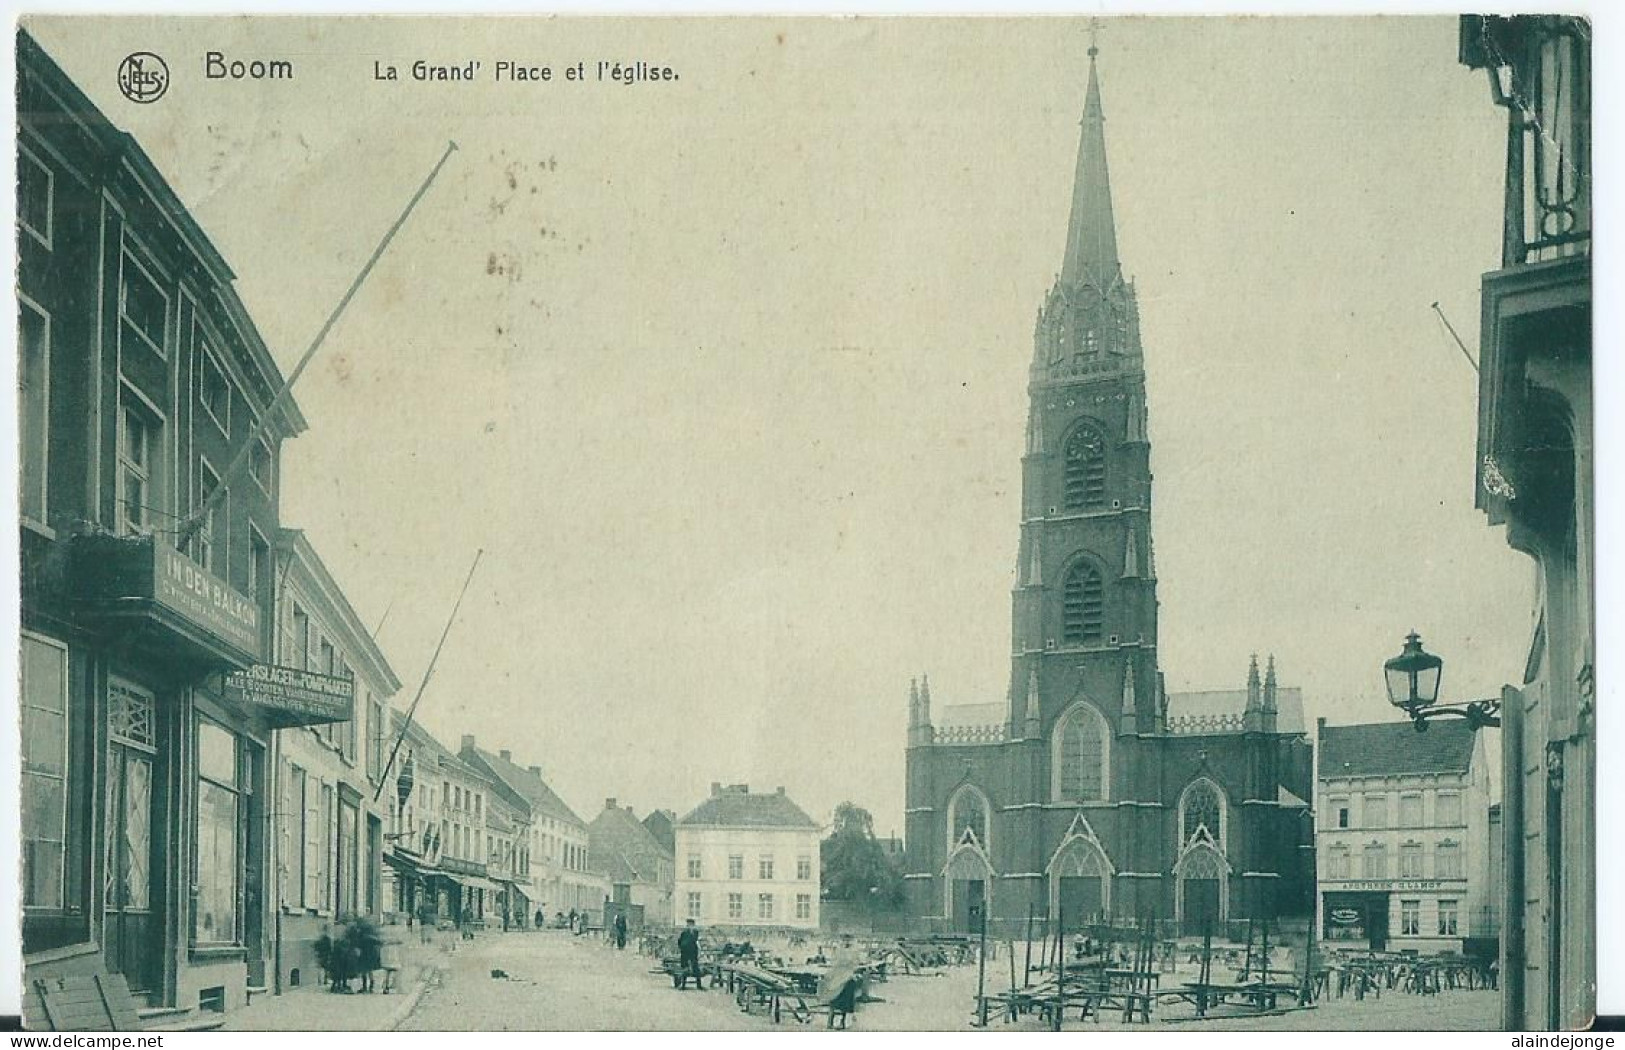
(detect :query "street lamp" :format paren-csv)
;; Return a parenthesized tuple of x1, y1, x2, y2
(1383, 631, 1501, 731)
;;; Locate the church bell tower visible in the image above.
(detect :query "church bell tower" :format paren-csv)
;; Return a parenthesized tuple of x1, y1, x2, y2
(1009, 41, 1160, 760)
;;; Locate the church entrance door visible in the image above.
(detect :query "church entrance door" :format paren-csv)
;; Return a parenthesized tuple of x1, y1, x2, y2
(1182, 879, 1221, 936)
(1058, 875, 1103, 927)
(953, 879, 986, 933)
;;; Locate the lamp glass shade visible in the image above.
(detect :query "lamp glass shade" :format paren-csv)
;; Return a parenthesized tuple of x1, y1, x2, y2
(1384, 632, 1443, 709)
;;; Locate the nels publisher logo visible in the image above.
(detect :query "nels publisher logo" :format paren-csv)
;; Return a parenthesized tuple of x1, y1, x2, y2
(117, 52, 169, 104)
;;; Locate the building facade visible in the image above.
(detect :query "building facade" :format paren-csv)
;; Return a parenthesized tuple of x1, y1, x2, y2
(16, 30, 344, 1022)
(588, 799, 676, 928)
(901, 47, 1315, 937)
(270, 530, 402, 990)
(675, 784, 821, 932)
(1458, 15, 1592, 1031)
(459, 738, 606, 927)
(1315, 720, 1493, 955)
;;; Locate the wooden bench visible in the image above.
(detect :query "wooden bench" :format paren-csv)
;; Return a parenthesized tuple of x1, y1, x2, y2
(25, 973, 144, 1031)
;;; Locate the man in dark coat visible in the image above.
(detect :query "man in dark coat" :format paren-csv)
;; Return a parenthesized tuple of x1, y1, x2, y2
(613, 911, 628, 949)
(677, 918, 704, 990)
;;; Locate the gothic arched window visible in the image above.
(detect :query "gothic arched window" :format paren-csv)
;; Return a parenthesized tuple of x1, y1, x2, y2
(947, 786, 990, 853)
(1179, 779, 1225, 848)
(1061, 560, 1106, 645)
(1052, 703, 1110, 802)
(1063, 425, 1107, 511)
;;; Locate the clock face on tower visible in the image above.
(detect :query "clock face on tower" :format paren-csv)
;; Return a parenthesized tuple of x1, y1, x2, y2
(1068, 430, 1104, 459)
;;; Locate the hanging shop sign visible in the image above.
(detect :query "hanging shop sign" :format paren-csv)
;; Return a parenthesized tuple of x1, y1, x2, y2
(223, 663, 353, 723)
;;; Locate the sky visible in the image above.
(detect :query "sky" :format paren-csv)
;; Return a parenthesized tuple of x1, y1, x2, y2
(23, 15, 1535, 835)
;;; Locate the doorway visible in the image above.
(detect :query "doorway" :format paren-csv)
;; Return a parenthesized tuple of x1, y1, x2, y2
(1058, 875, 1104, 927)
(104, 679, 162, 1002)
(1181, 879, 1221, 936)
(952, 878, 987, 933)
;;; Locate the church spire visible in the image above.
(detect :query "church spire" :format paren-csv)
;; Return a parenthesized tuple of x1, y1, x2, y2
(1059, 41, 1121, 291)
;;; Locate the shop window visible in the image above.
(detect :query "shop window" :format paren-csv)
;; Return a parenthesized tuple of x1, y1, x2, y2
(1437, 899, 1459, 937)
(194, 719, 240, 944)
(19, 300, 49, 524)
(1400, 899, 1420, 937)
(21, 634, 69, 910)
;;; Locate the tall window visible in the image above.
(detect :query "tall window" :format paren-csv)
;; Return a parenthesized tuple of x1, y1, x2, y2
(1438, 899, 1459, 937)
(727, 893, 743, 920)
(119, 251, 167, 358)
(758, 855, 775, 880)
(1399, 794, 1423, 827)
(1436, 840, 1463, 878)
(195, 719, 240, 943)
(796, 894, 812, 920)
(1362, 842, 1387, 879)
(291, 605, 310, 668)
(948, 787, 989, 848)
(1435, 792, 1463, 826)
(1179, 779, 1224, 846)
(18, 145, 53, 246)
(1061, 562, 1106, 645)
(250, 440, 274, 494)
(117, 406, 156, 535)
(687, 892, 702, 919)
(19, 300, 49, 523)
(1326, 844, 1351, 880)
(797, 856, 812, 881)
(193, 461, 223, 574)
(1399, 842, 1423, 878)
(1063, 425, 1108, 510)
(1400, 899, 1420, 937)
(728, 854, 743, 880)
(286, 764, 308, 907)
(199, 345, 231, 434)
(1362, 794, 1388, 829)
(248, 530, 269, 604)
(1332, 799, 1350, 829)
(21, 634, 68, 909)
(687, 854, 702, 879)
(367, 695, 385, 780)
(757, 893, 774, 920)
(1054, 703, 1109, 802)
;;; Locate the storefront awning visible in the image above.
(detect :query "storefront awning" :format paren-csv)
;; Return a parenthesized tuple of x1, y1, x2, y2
(384, 850, 439, 878)
(449, 874, 502, 894)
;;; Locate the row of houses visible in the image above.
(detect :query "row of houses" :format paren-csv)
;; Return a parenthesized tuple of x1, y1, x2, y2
(15, 30, 617, 1025)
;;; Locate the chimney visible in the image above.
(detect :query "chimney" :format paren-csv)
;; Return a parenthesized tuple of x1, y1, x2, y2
(500, 749, 512, 762)
(776, 786, 785, 795)
(710, 782, 722, 796)
(528, 766, 542, 778)
(461, 734, 476, 753)
(605, 797, 617, 811)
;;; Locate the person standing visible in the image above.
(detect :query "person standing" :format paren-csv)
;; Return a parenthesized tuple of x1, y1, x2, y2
(613, 911, 628, 950)
(677, 918, 704, 990)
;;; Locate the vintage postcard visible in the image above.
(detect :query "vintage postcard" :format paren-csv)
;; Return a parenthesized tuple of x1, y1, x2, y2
(11, 14, 1594, 1033)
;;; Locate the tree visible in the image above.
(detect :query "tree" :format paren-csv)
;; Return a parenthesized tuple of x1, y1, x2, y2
(820, 802, 904, 908)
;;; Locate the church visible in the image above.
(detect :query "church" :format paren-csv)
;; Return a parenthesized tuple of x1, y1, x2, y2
(902, 45, 1315, 937)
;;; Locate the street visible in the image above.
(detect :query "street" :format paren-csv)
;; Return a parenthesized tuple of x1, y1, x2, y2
(388, 931, 1501, 1032)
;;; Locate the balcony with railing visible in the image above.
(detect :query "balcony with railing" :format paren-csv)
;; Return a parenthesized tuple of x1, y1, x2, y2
(1461, 16, 1590, 269)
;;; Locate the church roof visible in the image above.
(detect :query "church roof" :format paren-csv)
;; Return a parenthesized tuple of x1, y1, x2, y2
(936, 702, 1005, 727)
(1317, 720, 1478, 780)
(678, 784, 818, 830)
(1061, 46, 1121, 290)
(1163, 687, 1306, 735)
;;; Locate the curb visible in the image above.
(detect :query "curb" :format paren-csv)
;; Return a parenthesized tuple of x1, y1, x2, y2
(387, 959, 444, 1031)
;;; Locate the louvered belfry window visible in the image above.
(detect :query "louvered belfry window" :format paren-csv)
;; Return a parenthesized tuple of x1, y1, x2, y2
(1064, 425, 1107, 510)
(1062, 562, 1105, 645)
